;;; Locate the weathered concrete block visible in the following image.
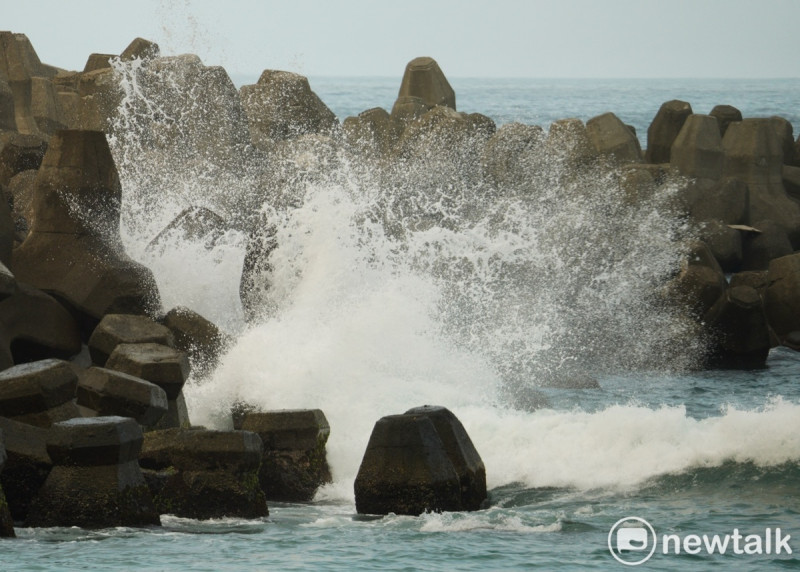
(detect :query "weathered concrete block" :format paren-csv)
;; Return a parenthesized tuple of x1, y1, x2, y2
(88, 314, 175, 367)
(546, 118, 597, 167)
(0, 416, 50, 522)
(764, 253, 800, 340)
(784, 165, 800, 201)
(586, 112, 642, 163)
(0, 431, 14, 537)
(105, 343, 188, 401)
(0, 284, 82, 371)
(0, 132, 47, 187)
(26, 416, 159, 528)
(120, 37, 160, 61)
(704, 286, 772, 369)
(0, 359, 79, 427)
(240, 70, 337, 145)
(140, 428, 268, 519)
(709, 104, 741, 138)
(343, 107, 400, 157)
(723, 119, 800, 245)
(683, 177, 749, 225)
(698, 220, 742, 273)
(76, 367, 168, 426)
(238, 409, 331, 502)
(354, 412, 462, 515)
(645, 99, 692, 164)
(666, 242, 727, 319)
(481, 122, 545, 188)
(83, 53, 114, 73)
(162, 306, 230, 375)
(396, 57, 455, 110)
(741, 220, 793, 271)
(390, 95, 430, 126)
(0, 77, 14, 131)
(404, 405, 486, 511)
(12, 131, 161, 326)
(670, 114, 723, 180)
(771, 116, 798, 166)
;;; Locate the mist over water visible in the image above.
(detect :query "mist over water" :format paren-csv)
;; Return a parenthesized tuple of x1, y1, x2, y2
(102, 56, 800, 502)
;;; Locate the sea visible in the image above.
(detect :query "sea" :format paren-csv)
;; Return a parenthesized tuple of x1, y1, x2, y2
(3, 73, 800, 571)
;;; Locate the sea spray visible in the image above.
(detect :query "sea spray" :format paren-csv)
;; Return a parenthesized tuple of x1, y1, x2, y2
(103, 54, 720, 499)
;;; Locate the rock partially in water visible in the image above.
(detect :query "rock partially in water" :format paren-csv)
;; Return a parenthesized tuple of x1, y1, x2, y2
(139, 427, 268, 519)
(237, 408, 331, 502)
(0, 430, 15, 537)
(26, 416, 160, 528)
(354, 406, 485, 516)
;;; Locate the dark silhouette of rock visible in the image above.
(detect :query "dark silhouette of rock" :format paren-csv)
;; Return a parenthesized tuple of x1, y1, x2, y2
(698, 220, 742, 273)
(0, 284, 82, 370)
(396, 57, 456, 110)
(0, 359, 79, 427)
(646, 99, 692, 163)
(709, 104, 742, 137)
(670, 114, 723, 180)
(237, 409, 331, 502)
(764, 253, 800, 341)
(784, 165, 800, 201)
(741, 220, 793, 271)
(0, 416, 51, 522)
(76, 367, 168, 426)
(26, 416, 160, 528)
(404, 405, 486, 511)
(704, 286, 772, 369)
(139, 427, 268, 519)
(729, 270, 768, 294)
(355, 412, 461, 515)
(0, 431, 14, 537)
(585, 112, 642, 163)
(88, 313, 175, 367)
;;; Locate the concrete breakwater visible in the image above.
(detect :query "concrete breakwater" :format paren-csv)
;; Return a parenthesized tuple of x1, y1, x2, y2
(0, 31, 799, 532)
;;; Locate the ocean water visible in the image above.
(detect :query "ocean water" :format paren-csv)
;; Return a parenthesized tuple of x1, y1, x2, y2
(4, 72, 800, 571)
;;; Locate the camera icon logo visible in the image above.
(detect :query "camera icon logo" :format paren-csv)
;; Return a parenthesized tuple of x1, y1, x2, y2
(608, 517, 657, 566)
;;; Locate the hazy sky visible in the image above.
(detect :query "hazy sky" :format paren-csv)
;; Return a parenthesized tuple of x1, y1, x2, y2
(4, 0, 798, 79)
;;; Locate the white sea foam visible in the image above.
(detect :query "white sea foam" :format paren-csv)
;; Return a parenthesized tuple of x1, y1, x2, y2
(101, 55, 800, 506)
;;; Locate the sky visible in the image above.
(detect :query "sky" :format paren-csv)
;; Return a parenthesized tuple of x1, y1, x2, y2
(3, 0, 799, 79)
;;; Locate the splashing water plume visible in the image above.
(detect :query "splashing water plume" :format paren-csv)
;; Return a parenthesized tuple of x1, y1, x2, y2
(105, 55, 713, 498)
